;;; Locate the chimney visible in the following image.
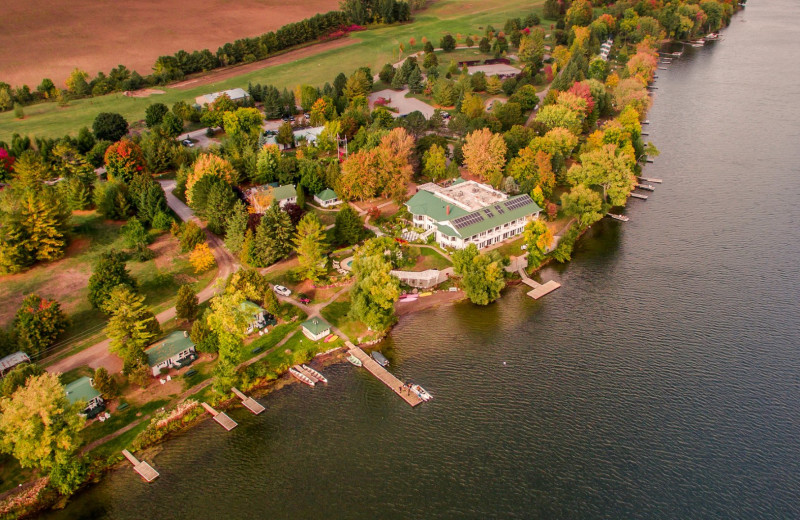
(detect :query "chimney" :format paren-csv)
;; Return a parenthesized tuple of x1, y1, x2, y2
(446, 205, 450, 215)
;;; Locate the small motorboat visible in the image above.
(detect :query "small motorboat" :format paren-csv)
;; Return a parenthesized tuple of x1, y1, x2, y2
(347, 354, 362, 367)
(371, 351, 390, 367)
(411, 384, 433, 401)
(289, 367, 315, 387)
(302, 364, 328, 384)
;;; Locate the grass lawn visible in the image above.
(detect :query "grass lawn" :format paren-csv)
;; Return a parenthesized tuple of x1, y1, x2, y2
(87, 421, 150, 463)
(0, 0, 549, 141)
(321, 293, 376, 343)
(0, 454, 35, 494)
(0, 211, 216, 364)
(251, 330, 344, 375)
(432, 48, 496, 66)
(308, 207, 338, 227)
(407, 246, 452, 271)
(242, 322, 299, 362)
(80, 399, 169, 450)
(494, 235, 527, 258)
(181, 358, 215, 391)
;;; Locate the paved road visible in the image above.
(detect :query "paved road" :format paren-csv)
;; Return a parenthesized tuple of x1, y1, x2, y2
(45, 181, 238, 375)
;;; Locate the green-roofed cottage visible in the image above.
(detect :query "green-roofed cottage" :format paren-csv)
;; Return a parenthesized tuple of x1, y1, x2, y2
(240, 300, 271, 334)
(244, 184, 297, 213)
(313, 188, 342, 208)
(146, 331, 197, 377)
(301, 317, 331, 341)
(406, 180, 541, 250)
(65, 376, 104, 416)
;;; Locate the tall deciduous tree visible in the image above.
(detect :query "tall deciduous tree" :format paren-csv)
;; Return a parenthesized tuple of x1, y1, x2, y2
(104, 139, 145, 184)
(92, 112, 129, 142)
(293, 213, 327, 283)
(567, 144, 636, 206)
(423, 144, 447, 180)
(0, 373, 85, 494)
(462, 128, 508, 187)
(561, 184, 604, 227)
(453, 244, 506, 305)
(350, 252, 400, 331)
(187, 154, 235, 204)
(523, 219, 554, 269)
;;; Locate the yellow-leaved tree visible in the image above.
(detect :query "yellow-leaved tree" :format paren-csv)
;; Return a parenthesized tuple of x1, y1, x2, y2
(190, 242, 216, 273)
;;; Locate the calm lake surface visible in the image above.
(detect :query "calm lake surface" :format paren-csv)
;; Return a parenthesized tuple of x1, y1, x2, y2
(45, 2, 800, 518)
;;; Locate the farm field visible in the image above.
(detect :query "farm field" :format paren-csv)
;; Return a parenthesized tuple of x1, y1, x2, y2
(0, 0, 340, 88)
(0, 0, 547, 141)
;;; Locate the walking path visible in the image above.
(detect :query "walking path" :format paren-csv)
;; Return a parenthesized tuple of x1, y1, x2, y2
(45, 181, 238, 375)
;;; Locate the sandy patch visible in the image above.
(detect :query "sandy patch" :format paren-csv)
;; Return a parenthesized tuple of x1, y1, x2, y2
(395, 290, 466, 317)
(126, 89, 165, 98)
(151, 234, 181, 270)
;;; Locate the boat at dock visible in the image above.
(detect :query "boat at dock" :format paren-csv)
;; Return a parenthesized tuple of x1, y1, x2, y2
(289, 367, 315, 387)
(607, 213, 630, 222)
(411, 384, 433, 401)
(371, 351, 390, 367)
(636, 184, 655, 191)
(301, 364, 328, 384)
(347, 354, 362, 367)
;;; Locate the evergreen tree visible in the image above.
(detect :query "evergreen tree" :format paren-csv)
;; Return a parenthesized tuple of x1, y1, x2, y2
(87, 250, 137, 309)
(14, 294, 68, 357)
(204, 181, 238, 235)
(224, 201, 248, 255)
(333, 205, 366, 245)
(104, 285, 161, 372)
(92, 367, 118, 399)
(293, 213, 327, 283)
(176, 285, 199, 322)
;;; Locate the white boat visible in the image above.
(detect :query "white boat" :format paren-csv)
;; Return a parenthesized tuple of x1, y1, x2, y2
(705, 32, 719, 40)
(411, 384, 433, 401)
(606, 213, 629, 222)
(289, 367, 315, 387)
(301, 364, 328, 384)
(347, 354, 362, 367)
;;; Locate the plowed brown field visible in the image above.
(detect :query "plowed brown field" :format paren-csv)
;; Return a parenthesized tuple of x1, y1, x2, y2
(0, 0, 340, 88)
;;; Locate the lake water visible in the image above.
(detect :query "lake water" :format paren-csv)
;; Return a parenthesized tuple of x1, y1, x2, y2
(45, 2, 800, 518)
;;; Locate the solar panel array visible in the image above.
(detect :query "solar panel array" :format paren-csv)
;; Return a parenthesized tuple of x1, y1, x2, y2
(452, 212, 484, 229)
(494, 204, 506, 215)
(505, 196, 535, 211)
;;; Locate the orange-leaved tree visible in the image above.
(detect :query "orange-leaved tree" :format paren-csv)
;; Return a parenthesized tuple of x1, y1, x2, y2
(104, 139, 145, 183)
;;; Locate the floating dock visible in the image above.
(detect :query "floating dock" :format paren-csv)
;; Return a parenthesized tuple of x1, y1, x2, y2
(636, 183, 655, 191)
(630, 192, 648, 200)
(232, 387, 265, 415)
(638, 177, 662, 183)
(201, 402, 238, 430)
(122, 450, 159, 482)
(658, 67, 668, 70)
(346, 344, 423, 407)
(518, 269, 561, 299)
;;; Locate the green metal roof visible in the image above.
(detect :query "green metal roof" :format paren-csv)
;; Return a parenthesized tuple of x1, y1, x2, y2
(446, 195, 541, 239)
(146, 331, 195, 367)
(272, 184, 296, 201)
(301, 317, 331, 336)
(315, 188, 338, 201)
(239, 300, 265, 317)
(436, 223, 459, 237)
(406, 190, 468, 222)
(65, 377, 100, 405)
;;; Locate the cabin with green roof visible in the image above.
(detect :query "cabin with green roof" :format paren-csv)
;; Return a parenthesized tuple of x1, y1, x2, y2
(301, 317, 331, 341)
(146, 331, 197, 377)
(240, 300, 271, 334)
(65, 376, 104, 416)
(314, 188, 342, 208)
(406, 180, 541, 250)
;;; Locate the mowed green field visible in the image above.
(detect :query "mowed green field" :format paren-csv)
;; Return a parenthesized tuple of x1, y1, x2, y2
(0, 0, 545, 142)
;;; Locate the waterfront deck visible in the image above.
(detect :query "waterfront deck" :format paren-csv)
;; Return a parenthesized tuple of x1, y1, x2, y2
(122, 450, 159, 482)
(519, 269, 562, 299)
(201, 402, 238, 430)
(630, 192, 648, 200)
(346, 344, 423, 407)
(638, 177, 662, 183)
(232, 387, 265, 415)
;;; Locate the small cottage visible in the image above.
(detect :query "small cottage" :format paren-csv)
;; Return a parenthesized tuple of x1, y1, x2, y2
(65, 377, 105, 417)
(241, 300, 269, 334)
(314, 188, 341, 208)
(146, 331, 197, 377)
(301, 317, 331, 341)
(0, 351, 31, 376)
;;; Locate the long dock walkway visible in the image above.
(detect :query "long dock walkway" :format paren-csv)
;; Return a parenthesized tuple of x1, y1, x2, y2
(232, 388, 265, 415)
(201, 402, 238, 430)
(122, 450, 159, 482)
(518, 269, 561, 299)
(347, 344, 423, 407)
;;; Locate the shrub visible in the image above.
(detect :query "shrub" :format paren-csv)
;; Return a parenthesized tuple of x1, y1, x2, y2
(179, 222, 205, 252)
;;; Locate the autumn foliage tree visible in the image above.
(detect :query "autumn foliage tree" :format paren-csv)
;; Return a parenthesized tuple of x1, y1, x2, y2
(14, 294, 69, 357)
(190, 242, 216, 273)
(462, 128, 508, 188)
(104, 138, 145, 183)
(186, 154, 235, 204)
(523, 219, 554, 269)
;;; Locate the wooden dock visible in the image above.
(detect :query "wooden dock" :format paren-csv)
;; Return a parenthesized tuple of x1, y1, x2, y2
(232, 388, 265, 415)
(638, 177, 662, 183)
(630, 192, 648, 200)
(201, 402, 238, 430)
(346, 344, 423, 407)
(122, 450, 159, 482)
(636, 183, 655, 191)
(519, 269, 562, 299)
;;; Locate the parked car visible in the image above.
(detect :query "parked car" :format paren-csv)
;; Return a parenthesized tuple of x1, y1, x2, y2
(181, 139, 194, 147)
(273, 285, 292, 297)
(298, 293, 311, 304)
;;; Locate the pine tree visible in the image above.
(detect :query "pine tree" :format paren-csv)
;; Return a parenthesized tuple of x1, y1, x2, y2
(175, 285, 199, 322)
(224, 201, 248, 255)
(104, 285, 161, 371)
(334, 205, 366, 245)
(87, 250, 137, 309)
(92, 367, 118, 399)
(204, 181, 237, 235)
(293, 213, 327, 283)
(295, 185, 306, 209)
